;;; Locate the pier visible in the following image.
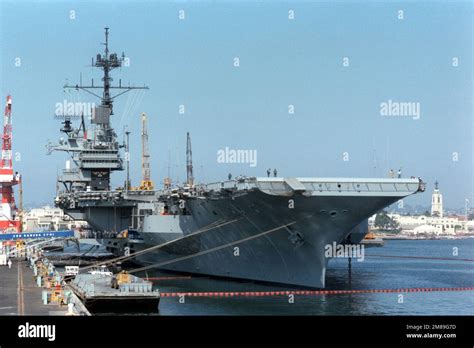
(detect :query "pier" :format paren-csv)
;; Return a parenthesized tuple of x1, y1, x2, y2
(0, 259, 89, 316)
(1, 259, 59, 315)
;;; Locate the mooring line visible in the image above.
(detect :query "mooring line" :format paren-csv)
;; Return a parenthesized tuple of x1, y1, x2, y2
(160, 287, 474, 298)
(80, 217, 243, 272)
(129, 221, 297, 274)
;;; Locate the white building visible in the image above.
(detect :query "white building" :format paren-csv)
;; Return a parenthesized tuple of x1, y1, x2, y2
(412, 224, 442, 235)
(369, 183, 472, 237)
(389, 214, 466, 235)
(22, 206, 88, 232)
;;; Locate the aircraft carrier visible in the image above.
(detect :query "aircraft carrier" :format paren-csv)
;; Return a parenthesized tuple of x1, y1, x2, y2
(48, 28, 425, 288)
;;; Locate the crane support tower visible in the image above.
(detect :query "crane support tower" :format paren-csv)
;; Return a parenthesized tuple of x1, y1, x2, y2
(186, 132, 193, 187)
(139, 112, 154, 190)
(0, 95, 21, 233)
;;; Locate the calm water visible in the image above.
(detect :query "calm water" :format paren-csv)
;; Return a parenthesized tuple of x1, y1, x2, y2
(115, 239, 473, 315)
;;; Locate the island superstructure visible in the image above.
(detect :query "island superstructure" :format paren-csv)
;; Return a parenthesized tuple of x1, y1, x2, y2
(48, 28, 425, 288)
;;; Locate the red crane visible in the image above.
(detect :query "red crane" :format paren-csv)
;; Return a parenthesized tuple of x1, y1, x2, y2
(0, 95, 21, 233)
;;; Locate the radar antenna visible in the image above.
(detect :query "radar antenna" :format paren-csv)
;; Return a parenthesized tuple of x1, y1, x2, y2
(63, 27, 149, 115)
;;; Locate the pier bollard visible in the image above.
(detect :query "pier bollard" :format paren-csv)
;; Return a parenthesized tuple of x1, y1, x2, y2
(42, 290, 48, 305)
(67, 303, 74, 315)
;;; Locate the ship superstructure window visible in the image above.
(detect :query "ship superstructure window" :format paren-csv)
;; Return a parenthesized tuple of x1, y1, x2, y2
(140, 209, 153, 216)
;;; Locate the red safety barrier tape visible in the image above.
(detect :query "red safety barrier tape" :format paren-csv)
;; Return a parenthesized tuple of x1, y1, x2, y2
(366, 254, 474, 262)
(160, 287, 474, 298)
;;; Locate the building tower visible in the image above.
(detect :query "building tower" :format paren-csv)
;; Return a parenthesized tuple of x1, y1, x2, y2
(431, 181, 443, 218)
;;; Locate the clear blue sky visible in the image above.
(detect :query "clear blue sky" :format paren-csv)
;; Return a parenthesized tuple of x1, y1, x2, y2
(0, 0, 472, 209)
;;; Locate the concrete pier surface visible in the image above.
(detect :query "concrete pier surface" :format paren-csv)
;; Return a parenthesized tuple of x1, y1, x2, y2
(0, 259, 69, 315)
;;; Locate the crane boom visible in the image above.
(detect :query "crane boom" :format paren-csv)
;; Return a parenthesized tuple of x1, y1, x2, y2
(186, 132, 193, 186)
(141, 112, 150, 181)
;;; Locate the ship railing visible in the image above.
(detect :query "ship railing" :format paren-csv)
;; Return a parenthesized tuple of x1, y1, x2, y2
(62, 168, 80, 174)
(254, 177, 422, 195)
(82, 141, 118, 151)
(303, 180, 421, 194)
(204, 178, 256, 192)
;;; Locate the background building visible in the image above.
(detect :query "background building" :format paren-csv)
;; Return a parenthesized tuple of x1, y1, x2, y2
(369, 182, 472, 238)
(431, 181, 443, 217)
(22, 206, 88, 232)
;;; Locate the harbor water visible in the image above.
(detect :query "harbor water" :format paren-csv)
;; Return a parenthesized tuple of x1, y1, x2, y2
(98, 239, 474, 315)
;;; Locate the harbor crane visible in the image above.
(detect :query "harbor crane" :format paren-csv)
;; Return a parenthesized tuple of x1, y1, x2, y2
(186, 132, 194, 187)
(0, 95, 21, 233)
(138, 112, 154, 190)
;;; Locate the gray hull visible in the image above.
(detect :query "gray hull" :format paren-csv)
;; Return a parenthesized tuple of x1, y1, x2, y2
(132, 178, 420, 288)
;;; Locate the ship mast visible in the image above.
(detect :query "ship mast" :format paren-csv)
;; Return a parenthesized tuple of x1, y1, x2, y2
(64, 27, 148, 116)
(49, 28, 149, 192)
